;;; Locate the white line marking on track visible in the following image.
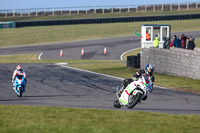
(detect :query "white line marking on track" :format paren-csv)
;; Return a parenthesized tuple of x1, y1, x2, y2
(120, 47, 141, 61)
(38, 52, 43, 60)
(56, 63, 169, 90)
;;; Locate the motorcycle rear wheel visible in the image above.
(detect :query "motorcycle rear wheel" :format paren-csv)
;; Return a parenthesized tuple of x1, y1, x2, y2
(127, 93, 142, 109)
(113, 97, 121, 108)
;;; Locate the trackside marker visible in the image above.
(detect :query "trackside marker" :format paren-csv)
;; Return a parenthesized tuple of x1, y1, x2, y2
(81, 48, 84, 55)
(104, 46, 107, 54)
(60, 49, 63, 57)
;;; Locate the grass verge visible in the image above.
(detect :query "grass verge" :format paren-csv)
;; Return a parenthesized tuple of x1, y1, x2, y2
(0, 105, 200, 133)
(0, 19, 200, 48)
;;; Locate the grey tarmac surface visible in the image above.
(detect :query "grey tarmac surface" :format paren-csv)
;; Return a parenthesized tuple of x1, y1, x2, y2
(0, 31, 199, 60)
(0, 63, 200, 115)
(0, 31, 200, 115)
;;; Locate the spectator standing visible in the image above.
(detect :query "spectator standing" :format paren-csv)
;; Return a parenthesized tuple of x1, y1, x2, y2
(180, 34, 187, 48)
(153, 35, 159, 48)
(173, 35, 181, 48)
(170, 38, 174, 48)
(187, 37, 196, 50)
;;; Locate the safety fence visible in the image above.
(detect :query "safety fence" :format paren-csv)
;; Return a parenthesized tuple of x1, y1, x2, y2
(15, 13, 200, 28)
(0, 2, 200, 18)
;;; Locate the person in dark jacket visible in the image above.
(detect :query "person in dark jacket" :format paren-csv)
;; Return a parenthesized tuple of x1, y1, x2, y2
(187, 37, 196, 50)
(172, 35, 181, 48)
(180, 34, 187, 49)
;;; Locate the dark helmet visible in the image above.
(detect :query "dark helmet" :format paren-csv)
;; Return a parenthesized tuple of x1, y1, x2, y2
(145, 64, 154, 74)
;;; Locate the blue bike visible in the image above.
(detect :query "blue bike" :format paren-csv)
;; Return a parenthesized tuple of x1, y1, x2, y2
(14, 75, 26, 97)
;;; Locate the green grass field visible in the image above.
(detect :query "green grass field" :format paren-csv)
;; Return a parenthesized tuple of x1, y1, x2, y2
(1, 105, 200, 133)
(0, 19, 200, 48)
(1, 15, 200, 133)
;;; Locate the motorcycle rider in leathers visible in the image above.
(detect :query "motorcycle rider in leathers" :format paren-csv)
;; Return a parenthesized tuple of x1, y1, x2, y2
(12, 65, 27, 91)
(119, 64, 155, 99)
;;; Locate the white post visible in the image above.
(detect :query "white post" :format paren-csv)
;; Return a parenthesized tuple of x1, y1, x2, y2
(69, 7, 71, 15)
(61, 8, 62, 15)
(102, 6, 104, 14)
(5, 10, 8, 18)
(28, 9, 30, 16)
(86, 7, 87, 14)
(196, 2, 198, 9)
(77, 7, 79, 15)
(145, 5, 147, 12)
(136, 6, 138, 12)
(170, 4, 172, 11)
(178, 3, 180, 11)
(187, 3, 189, 10)
(94, 6, 96, 14)
(162, 4, 164, 11)
(52, 8, 54, 15)
(128, 5, 130, 12)
(13, 9, 15, 17)
(20, 9, 22, 17)
(119, 6, 121, 13)
(35, 8, 38, 16)
(44, 8, 46, 15)
(153, 4, 155, 12)
(111, 6, 113, 13)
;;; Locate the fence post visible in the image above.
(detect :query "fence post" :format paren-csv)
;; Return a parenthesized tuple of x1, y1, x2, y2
(136, 6, 138, 12)
(170, 4, 172, 11)
(162, 4, 164, 11)
(153, 4, 155, 12)
(52, 8, 54, 15)
(77, 7, 79, 15)
(86, 7, 87, 14)
(145, 5, 147, 12)
(35, 8, 38, 16)
(111, 6, 113, 13)
(102, 6, 104, 14)
(196, 2, 198, 9)
(178, 3, 180, 11)
(119, 6, 121, 13)
(13, 9, 15, 17)
(187, 3, 189, 10)
(5, 10, 8, 18)
(128, 5, 130, 12)
(69, 7, 71, 15)
(61, 8, 63, 15)
(28, 9, 30, 16)
(94, 6, 96, 14)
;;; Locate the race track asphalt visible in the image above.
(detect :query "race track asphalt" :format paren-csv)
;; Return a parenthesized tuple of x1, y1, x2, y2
(0, 31, 200, 115)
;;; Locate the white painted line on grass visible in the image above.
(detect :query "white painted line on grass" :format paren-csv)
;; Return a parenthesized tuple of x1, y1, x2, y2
(38, 52, 43, 60)
(120, 47, 141, 61)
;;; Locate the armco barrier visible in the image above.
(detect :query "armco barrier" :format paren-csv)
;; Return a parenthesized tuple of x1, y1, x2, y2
(15, 13, 200, 28)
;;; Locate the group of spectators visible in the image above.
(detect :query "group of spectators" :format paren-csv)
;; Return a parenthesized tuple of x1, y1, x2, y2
(163, 34, 196, 50)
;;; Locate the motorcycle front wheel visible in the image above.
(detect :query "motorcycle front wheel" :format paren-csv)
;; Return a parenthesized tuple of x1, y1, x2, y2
(19, 87, 23, 97)
(127, 93, 142, 109)
(113, 97, 121, 108)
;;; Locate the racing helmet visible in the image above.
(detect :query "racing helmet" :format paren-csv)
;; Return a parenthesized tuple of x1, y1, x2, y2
(145, 64, 154, 74)
(16, 65, 22, 71)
